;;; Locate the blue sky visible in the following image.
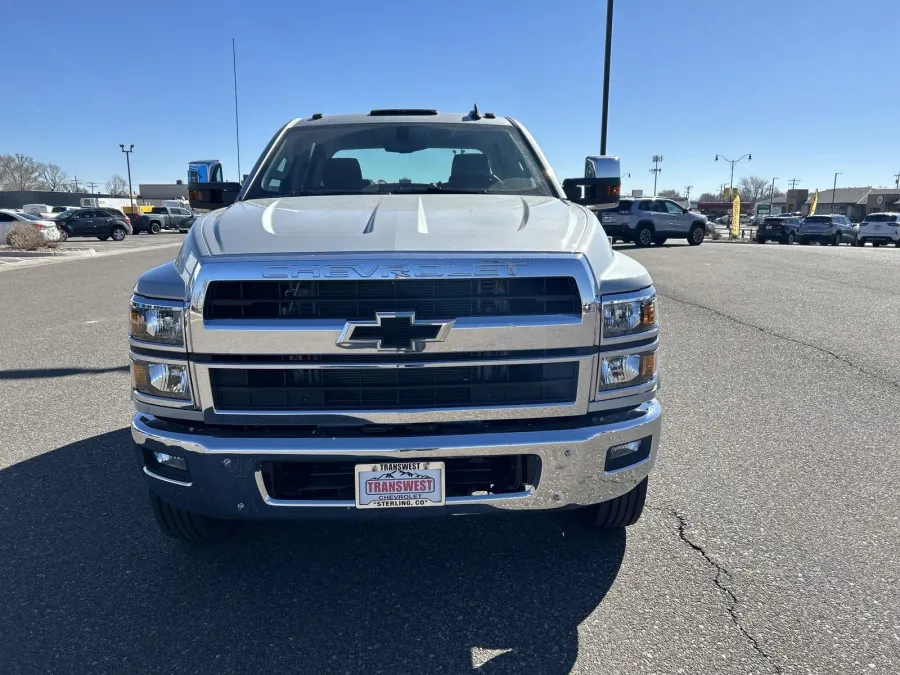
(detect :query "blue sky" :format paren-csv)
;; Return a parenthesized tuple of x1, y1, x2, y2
(5, 0, 899, 197)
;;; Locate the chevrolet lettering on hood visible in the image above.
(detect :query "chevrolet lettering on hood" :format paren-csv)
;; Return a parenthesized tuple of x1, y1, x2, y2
(260, 262, 524, 279)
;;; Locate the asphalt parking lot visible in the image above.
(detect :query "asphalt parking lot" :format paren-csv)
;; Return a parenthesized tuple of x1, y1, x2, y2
(0, 242, 897, 674)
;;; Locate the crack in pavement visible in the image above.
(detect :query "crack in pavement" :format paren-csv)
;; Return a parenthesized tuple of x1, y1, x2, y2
(668, 508, 784, 674)
(658, 292, 900, 391)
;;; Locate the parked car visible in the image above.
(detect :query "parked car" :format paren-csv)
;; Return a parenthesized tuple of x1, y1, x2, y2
(0, 209, 61, 242)
(54, 208, 133, 241)
(799, 214, 857, 246)
(137, 206, 194, 234)
(856, 212, 900, 247)
(755, 215, 802, 244)
(599, 197, 707, 246)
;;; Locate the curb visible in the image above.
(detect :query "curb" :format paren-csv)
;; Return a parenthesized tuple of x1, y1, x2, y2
(0, 248, 96, 258)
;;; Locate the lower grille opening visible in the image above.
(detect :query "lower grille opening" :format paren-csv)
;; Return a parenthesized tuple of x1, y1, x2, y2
(260, 455, 541, 501)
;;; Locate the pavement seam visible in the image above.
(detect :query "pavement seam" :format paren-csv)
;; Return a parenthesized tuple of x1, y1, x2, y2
(667, 507, 784, 674)
(659, 292, 900, 391)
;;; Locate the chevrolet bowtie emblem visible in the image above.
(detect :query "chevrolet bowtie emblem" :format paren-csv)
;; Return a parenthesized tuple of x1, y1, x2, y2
(336, 312, 454, 351)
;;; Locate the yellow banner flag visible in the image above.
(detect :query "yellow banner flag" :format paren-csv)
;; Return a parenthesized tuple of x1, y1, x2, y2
(731, 193, 741, 237)
(809, 189, 819, 216)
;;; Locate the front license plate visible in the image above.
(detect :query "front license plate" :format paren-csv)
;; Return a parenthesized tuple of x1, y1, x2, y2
(355, 461, 445, 509)
(601, 215, 615, 223)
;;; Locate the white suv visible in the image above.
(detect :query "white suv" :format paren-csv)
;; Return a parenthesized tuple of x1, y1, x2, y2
(857, 213, 900, 247)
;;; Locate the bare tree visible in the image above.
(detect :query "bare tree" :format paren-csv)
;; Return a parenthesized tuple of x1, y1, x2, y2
(0, 153, 43, 190)
(106, 174, 129, 196)
(657, 189, 682, 199)
(39, 163, 70, 191)
(738, 175, 770, 203)
(698, 192, 720, 202)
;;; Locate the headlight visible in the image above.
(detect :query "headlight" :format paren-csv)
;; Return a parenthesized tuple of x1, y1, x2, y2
(131, 359, 191, 400)
(602, 291, 657, 341)
(130, 297, 184, 345)
(597, 348, 657, 392)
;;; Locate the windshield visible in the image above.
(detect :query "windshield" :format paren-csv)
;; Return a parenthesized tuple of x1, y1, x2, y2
(865, 213, 899, 222)
(243, 122, 553, 199)
(18, 212, 40, 221)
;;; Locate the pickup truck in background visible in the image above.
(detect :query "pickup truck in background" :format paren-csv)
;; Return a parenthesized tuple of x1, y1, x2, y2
(136, 206, 195, 234)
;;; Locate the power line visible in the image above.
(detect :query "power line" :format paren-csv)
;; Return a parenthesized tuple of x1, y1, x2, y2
(86, 181, 99, 194)
(788, 178, 801, 190)
(71, 176, 81, 191)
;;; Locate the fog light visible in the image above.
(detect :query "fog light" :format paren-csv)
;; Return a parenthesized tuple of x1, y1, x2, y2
(604, 437, 652, 472)
(608, 440, 641, 460)
(154, 451, 187, 472)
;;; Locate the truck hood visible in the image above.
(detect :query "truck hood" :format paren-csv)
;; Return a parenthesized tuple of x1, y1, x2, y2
(198, 194, 593, 256)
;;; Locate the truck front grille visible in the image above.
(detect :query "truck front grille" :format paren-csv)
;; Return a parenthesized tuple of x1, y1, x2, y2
(203, 278, 581, 320)
(209, 362, 578, 411)
(260, 455, 541, 501)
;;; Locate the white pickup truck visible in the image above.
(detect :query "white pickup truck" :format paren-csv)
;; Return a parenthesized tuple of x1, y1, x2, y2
(129, 108, 661, 540)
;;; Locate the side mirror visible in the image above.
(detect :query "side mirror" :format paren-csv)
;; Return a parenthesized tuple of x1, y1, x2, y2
(187, 181, 242, 211)
(562, 155, 621, 209)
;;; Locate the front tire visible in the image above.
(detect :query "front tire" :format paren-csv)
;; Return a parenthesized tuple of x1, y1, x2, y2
(783, 232, 796, 245)
(584, 478, 648, 529)
(58, 229, 68, 242)
(148, 491, 230, 541)
(111, 226, 127, 241)
(688, 224, 705, 246)
(635, 224, 654, 248)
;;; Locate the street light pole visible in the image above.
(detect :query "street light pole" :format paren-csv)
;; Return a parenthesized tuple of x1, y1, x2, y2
(769, 176, 779, 211)
(599, 0, 614, 155)
(715, 153, 752, 201)
(831, 172, 842, 214)
(119, 144, 135, 213)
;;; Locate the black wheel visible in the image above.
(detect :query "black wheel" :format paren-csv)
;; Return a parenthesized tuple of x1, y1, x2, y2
(584, 478, 648, 529)
(111, 226, 127, 241)
(148, 491, 231, 541)
(783, 232, 795, 245)
(58, 229, 68, 242)
(855, 238, 864, 247)
(635, 224, 654, 248)
(895, 241, 900, 248)
(688, 224, 705, 246)
(149, 222, 161, 235)
(799, 238, 809, 245)
(832, 233, 841, 246)
(97, 235, 110, 241)
(755, 238, 765, 244)
(652, 236, 667, 246)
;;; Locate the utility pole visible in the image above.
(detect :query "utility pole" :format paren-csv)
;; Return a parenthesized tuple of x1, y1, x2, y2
(894, 171, 900, 189)
(86, 181, 99, 194)
(715, 153, 752, 204)
(232, 38, 242, 180)
(71, 176, 81, 192)
(119, 144, 135, 213)
(788, 178, 801, 190)
(769, 177, 779, 211)
(683, 185, 692, 202)
(599, 0, 614, 155)
(721, 183, 727, 200)
(650, 155, 663, 195)
(831, 172, 842, 214)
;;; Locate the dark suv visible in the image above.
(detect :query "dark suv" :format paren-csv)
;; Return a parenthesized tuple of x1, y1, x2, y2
(799, 214, 857, 246)
(55, 208, 133, 241)
(755, 215, 802, 244)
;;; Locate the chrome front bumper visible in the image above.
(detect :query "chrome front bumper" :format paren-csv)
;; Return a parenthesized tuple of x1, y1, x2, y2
(131, 400, 661, 520)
